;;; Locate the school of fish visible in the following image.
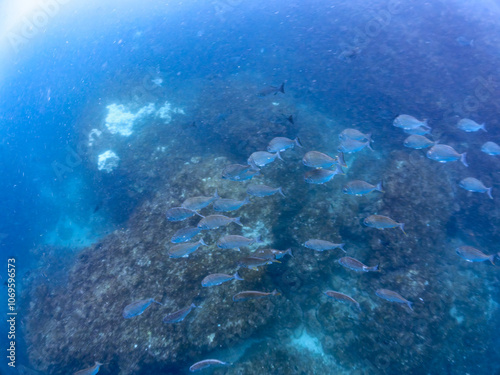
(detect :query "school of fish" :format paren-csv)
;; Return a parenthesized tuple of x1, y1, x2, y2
(75, 112, 500, 374)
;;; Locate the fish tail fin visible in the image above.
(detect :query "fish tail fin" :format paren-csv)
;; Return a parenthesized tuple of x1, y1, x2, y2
(337, 151, 347, 167)
(295, 136, 303, 148)
(422, 119, 431, 129)
(335, 164, 345, 175)
(366, 140, 374, 151)
(286, 248, 293, 257)
(272, 289, 281, 296)
(400, 223, 407, 235)
(460, 152, 468, 167)
(234, 217, 243, 226)
(371, 264, 379, 272)
(234, 272, 244, 281)
(407, 301, 414, 311)
(376, 181, 384, 193)
(278, 187, 286, 197)
(243, 196, 251, 204)
(195, 211, 205, 218)
(255, 235, 263, 243)
(276, 150, 284, 161)
(367, 132, 373, 143)
(488, 254, 496, 265)
(153, 299, 164, 306)
(487, 187, 493, 199)
(339, 243, 347, 253)
(200, 238, 208, 246)
(214, 189, 220, 199)
(278, 82, 285, 94)
(482, 123, 487, 132)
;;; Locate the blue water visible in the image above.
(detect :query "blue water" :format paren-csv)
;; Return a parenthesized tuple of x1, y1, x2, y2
(2, 0, 500, 374)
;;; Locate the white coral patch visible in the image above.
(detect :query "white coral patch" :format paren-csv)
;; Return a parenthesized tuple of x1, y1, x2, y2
(105, 104, 136, 136)
(98, 150, 120, 172)
(105, 103, 156, 136)
(157, 101, 185, 124)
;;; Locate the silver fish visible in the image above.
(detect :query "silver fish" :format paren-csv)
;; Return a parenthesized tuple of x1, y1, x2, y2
(182, 190, 219, 211)
(163, 303, 198, 323)
(304, 239, 345, 252)
(247, 184, 285, 197)
(222, 164, 258, 181)
(257, 82, 285, 97)
(267, 136, 302, 152)
(122, 298, 161, 318)
(343, 180, 383, 195)
(393, 115, 430, 130)
(74, 362, 103, 375)
(197, 215, 243, 230)
(168, 239, 207, 258)
(363, 215, 405, 234)
(338, 256, 378, 272)
(426, 144, 468, 166)
(375, 289, 413, 311)
(481, 141, 500, 156)
(201, 272, 243, 287)
(217, 234, 261, 251)
(189, 359, 231, 372)
(213, 196, 250, 212)
(403, 135, 436, 149)
(456, 246, 498, 265)
(304, 166, 343, 184)
(459, 177, 493, 199)
(338, 138, 373, 153)
(166, 207, 203, 222)
(255, 248, 293, 260)
(324, 290, 361, 311)
(403, 125, 431, 135)
(237, 256, 280, 270)
(171, 226, 201, 243)
(248, 151, 283, 168)
(457, 118, 486, 132)
(302, 151, 337, 168)
(232, 289, 280, 302)
(339, 128, 372, 142)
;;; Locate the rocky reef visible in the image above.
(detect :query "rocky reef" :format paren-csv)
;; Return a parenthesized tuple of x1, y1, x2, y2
(23, 80, 500, 374)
